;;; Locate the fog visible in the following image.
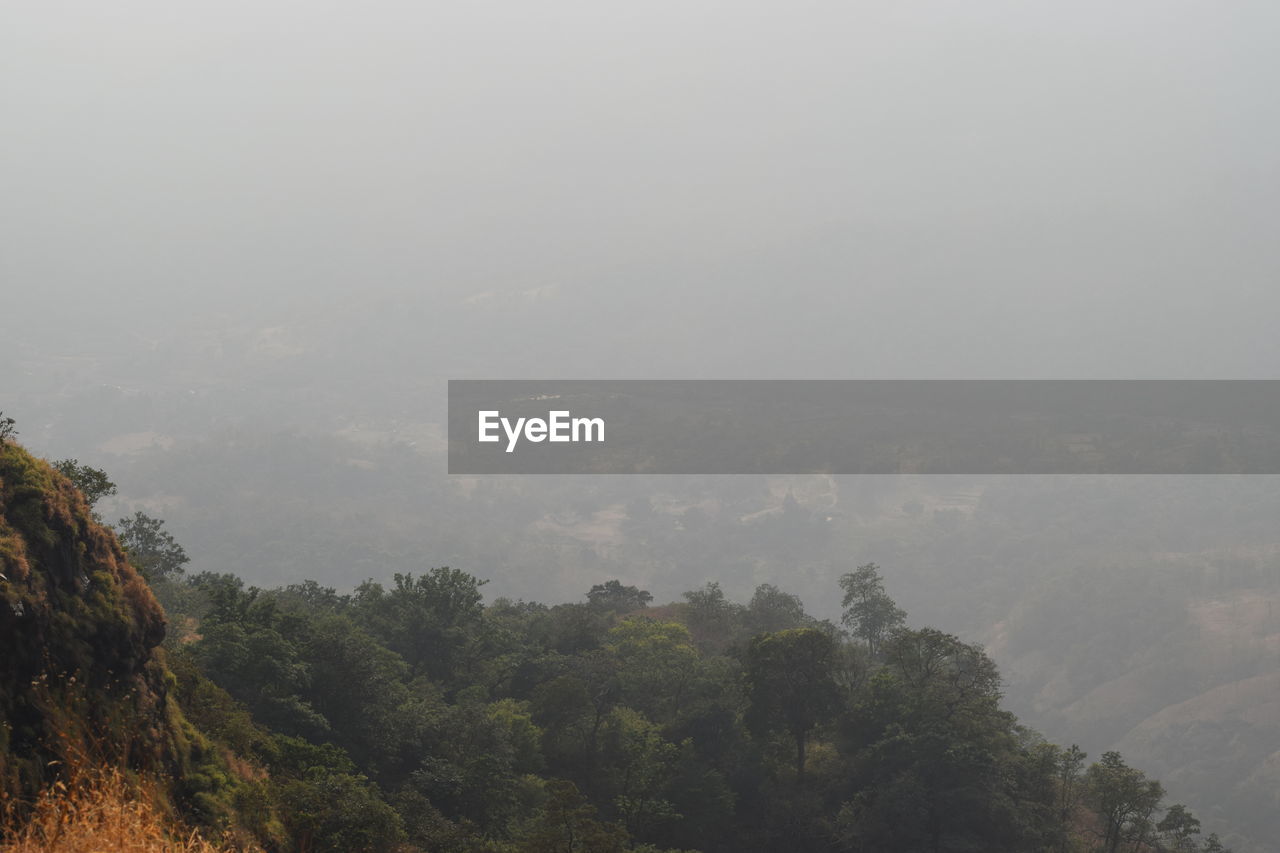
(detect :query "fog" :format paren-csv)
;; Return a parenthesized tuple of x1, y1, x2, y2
(6, 1, 1280, 380)
(4, 3, 1280, 850)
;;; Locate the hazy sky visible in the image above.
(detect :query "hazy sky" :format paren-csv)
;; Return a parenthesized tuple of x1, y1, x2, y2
(4, 1, 1279, 379)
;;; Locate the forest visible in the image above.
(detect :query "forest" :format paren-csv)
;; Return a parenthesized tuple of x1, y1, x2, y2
(0, 434, 1236, 852)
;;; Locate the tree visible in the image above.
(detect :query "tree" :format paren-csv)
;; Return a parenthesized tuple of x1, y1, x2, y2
(0, 411, 15, 443)
(276, 770, 406, 852)
(840, 629, 1041, 853)
(880, 628, 1003, 723)
(52, 458, 117, 511)
(188, 582, 332, 741)
(744, 628, 841, 786)
(1157, 803, 1201, 851)
(1202, 833, 1233, 853)
(587, 580, 653, 614)
(606, 617, 700, 722)
(682, 582, 741, 653)
(517, 779, 629, 853)
(601, 707, 683, 837)
(1084, 751, 1164, 853)
(351, 568, 487, 684)
(839, 562, 906, 658)
(115, 510, 190, 582)
(744, 583, 808, 635)
(1056, 744, 1087, 852)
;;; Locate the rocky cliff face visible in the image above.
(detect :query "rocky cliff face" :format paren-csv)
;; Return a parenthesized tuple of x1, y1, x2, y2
(0, 440, 181, 802)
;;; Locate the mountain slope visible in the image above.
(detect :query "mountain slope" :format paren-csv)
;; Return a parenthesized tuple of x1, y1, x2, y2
(0, 439, 254, 839)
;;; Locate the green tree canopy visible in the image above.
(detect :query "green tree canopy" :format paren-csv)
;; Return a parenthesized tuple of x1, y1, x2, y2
(839, 562, 906, 658)
(115, 510, 190, 582)
(1085, 751, 1165, 853)
(744, 628, 841, 786)
(51, 458, 117, 510)
(587, 579, 654, 614)
(351, 567, 487, 685)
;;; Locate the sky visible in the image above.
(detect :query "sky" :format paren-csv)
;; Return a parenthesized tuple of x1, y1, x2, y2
(3, 1, 1279, 379)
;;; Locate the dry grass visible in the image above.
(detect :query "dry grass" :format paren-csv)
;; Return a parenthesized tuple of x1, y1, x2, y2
(0, 766, 242, 853)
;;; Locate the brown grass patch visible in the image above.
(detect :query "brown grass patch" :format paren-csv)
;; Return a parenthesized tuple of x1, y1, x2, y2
(0, 765, 249, 853)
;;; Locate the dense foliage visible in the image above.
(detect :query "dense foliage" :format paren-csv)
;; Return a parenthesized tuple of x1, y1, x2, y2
(154, 560, 1229, 853)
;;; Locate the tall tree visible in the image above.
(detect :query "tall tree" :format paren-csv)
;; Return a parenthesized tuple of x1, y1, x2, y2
(839, 562, 906, 658)
(1056, 744, 1087, 852)
(836, 628, 1058, 853)
(606, 617, 699, 723)
(1084, 751, 1164, 853)
(744, 628, 841, 786)
(682, 582, 741, 653)
(115, 510, 190, 582)
(1157, 803, 1202, 851)
(744, 583, 809, 635)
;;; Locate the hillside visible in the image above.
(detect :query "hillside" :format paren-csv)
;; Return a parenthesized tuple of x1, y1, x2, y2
(0, 439, 270, 848)
(1, 439, 181, 799)
(1115, 671, 1280, 848)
